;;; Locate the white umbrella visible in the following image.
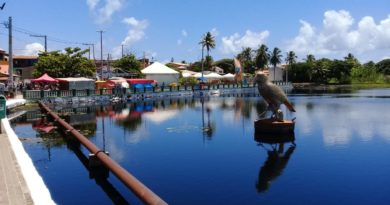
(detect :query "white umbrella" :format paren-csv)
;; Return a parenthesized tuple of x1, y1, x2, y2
(204, 72, 222, 79)
(182, 72, 194, 78)
(223, 73, 235, 79)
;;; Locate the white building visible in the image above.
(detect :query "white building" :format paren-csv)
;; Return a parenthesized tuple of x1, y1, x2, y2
(141, 62, 180, 85)
(267, 66, 285, 81)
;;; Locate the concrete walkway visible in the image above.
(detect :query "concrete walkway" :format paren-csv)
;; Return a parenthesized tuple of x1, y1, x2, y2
(0, 132, 33, 205)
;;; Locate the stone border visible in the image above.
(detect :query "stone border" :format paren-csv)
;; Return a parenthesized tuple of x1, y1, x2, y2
(1, 119, 56, 205)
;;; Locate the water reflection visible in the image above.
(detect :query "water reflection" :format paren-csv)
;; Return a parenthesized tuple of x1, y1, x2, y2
(66, 141, 130, 205)
(201, 97, 216, 139)
(254, 133, 296, 193)
(295, 90, 390, 145)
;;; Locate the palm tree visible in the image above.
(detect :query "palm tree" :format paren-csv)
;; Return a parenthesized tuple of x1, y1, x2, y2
(344, 53, 359, 66)
(237, 47, 254, 73)
(270, 47, 282, 81)
(255, 44, 270, 70)
(199, 32, 216, 79)
(199, 32, 216, 67)
(305, 54, 315, 64)
(305, 54, 316, 81)
(285, 51, 297, 83)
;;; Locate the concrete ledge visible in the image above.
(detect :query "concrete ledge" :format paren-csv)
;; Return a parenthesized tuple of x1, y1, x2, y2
(1, 119, 56, 205)
(6, 99, 27, 109)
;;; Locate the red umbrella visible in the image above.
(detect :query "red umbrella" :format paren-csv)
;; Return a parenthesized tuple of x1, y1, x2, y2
(31, 73, 59, 83)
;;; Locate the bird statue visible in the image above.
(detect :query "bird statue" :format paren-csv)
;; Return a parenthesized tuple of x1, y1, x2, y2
(254, 71, 295, 121)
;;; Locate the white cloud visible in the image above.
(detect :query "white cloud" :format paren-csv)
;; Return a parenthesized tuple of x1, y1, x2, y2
(286, 10, 390, 60)
(177, 39, 182, 45)
(110, 17, 148, 59)
(210, 28, 219, 37)
(121, 17, 148, 46)
(86, 0, 99, 10)
(181, 30, 188, 37)
(23, 43, 44, 56)
(221, 30, 270, 54)
(87, 0, 125, 24)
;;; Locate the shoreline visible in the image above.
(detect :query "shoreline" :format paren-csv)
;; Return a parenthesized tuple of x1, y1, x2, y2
(292, 83, 390, 90)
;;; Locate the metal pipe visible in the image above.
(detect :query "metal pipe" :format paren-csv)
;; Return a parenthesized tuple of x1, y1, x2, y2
(39, 102, 167, 205)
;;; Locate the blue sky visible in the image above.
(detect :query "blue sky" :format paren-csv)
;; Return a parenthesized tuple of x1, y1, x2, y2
(1, 0, 389, 63)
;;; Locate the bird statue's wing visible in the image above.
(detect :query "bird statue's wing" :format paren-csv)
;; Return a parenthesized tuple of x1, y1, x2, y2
(268, 83, 296, 112)
(283, 100, 296, 112)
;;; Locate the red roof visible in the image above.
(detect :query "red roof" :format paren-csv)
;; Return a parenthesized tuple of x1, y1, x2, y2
(14, 55, 38, 60)
(31, 73, 59, 83)
(126, 79, 155, 84)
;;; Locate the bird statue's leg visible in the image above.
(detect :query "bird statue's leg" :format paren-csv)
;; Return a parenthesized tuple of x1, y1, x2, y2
(276, 109, 284, 122)
(268, 104, 277, 119)
(271, 107, 284, 122)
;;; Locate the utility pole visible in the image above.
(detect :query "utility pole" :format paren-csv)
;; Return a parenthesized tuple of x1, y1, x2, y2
(143, 52, 146, 68)
(107, 53, 111, 79)
(8, 16, 13, 88)
(30, 34, 47, 52)
(201, 45, 204, 81)
(83, 43, 95, 60)
(121, 44, 124, 57)
(97, 30, 104, 79)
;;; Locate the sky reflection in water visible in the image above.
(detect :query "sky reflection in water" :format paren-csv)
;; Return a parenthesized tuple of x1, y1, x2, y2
(12, 88, 390, 205)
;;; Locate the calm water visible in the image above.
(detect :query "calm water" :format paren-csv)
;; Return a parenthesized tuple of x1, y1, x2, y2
(12, 88, 390, 205)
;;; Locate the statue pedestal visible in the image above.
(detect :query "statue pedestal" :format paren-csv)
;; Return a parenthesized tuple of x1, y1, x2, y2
(254, 118, 295, 134)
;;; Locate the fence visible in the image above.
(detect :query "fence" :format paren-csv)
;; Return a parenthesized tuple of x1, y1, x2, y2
(23, 83, 259, 100)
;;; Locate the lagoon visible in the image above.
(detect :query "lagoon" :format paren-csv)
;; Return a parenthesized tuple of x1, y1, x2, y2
(12, 88, 390, 205)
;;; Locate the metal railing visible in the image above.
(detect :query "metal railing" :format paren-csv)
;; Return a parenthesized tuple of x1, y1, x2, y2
(39, 101, 168, 205)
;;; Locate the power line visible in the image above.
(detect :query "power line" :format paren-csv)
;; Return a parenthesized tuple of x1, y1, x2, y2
(97, 30, 104, 79)
(3, 23, 89, 46)
(30, 34, 47, 52)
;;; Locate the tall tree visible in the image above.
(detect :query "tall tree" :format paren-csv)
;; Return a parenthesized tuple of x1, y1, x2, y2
(305, 54, 316, 64)
(305, 54, 316, 81)
(255, 44, 270, 70)
(213, 59, 234, 74)
(344, 53, 359, 67)
(237, 47, 254, 73)
(270, 47, 283, 81)
(199, 32, 216, 69)
(111, 53, 142, 75)
(375, 58, 390, 75)
(312, 58, 331, 83)
(285, 51, 297, 82)
(33, 47, 95, 78)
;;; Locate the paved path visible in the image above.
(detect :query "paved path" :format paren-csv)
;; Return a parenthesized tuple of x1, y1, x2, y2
(0, 98, 55, 205)
(0, 132, 33, 205)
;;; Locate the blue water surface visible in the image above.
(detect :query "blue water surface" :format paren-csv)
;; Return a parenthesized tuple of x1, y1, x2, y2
(12, 88, 390, 205)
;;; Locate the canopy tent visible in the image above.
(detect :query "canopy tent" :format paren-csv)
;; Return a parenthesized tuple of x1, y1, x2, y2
(204, 72, 222, 79)
(141, 62, 180, 85)
(222, 73, 235, 79)
(181, 70, 197, 78)
(193, 73, 203, 78)
(57, 77, 95, 90)
(182, 72, 194, 78)
(31, 73, 58, 83)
